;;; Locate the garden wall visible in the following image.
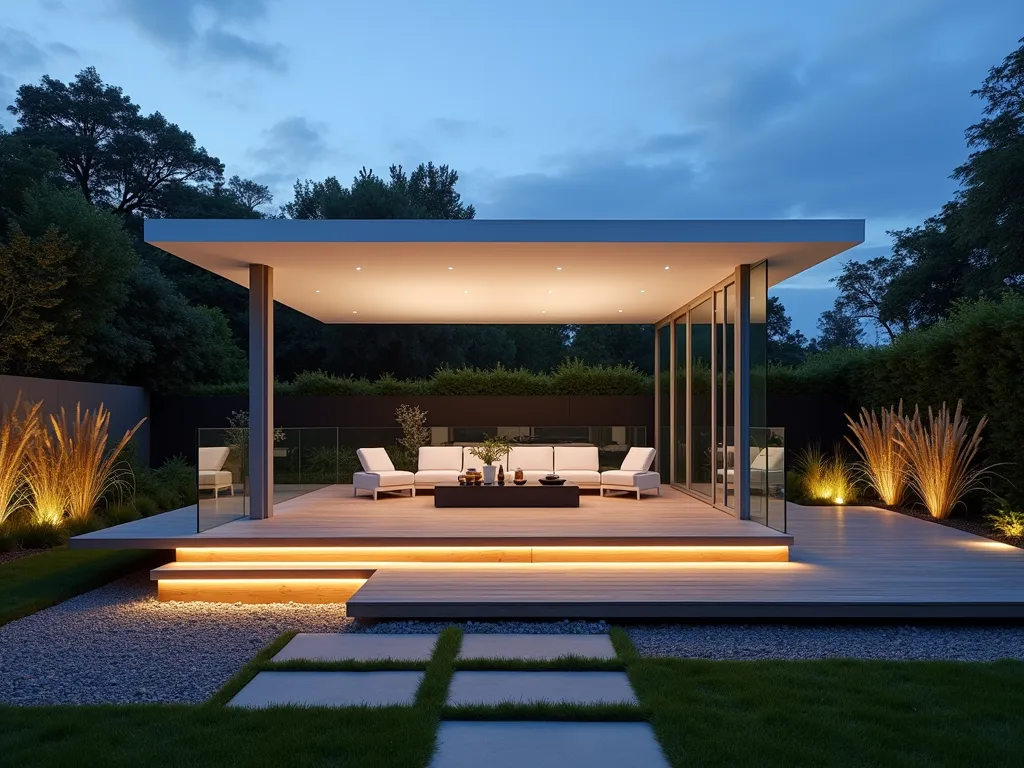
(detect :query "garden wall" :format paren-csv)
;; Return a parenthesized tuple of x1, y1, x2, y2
(0, 374, 151, 463)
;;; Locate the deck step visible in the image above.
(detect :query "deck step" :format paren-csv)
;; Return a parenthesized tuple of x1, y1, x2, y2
(151, 562, 377, 580)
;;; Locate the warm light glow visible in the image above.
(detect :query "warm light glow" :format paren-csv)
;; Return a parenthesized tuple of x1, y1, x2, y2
(664, 265, 670, 269)
(834, 496, 844, 505)
(640, 290, 645, 293)
(355, 266, 361, 270)
(352, 310, 358, 314)
(447, 266, 453, 270)
(315, 289, 320, 293)
(541, 310, 546, 314)
(556, 266, 562, 270)
(175, 544, 792, 564)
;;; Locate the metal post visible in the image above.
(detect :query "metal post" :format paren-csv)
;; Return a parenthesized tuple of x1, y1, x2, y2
(249, 264, 274, 520)
(734, 265, 751, 520)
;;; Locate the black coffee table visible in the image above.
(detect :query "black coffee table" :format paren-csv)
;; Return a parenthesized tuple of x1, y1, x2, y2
(433, 483, 580, 508)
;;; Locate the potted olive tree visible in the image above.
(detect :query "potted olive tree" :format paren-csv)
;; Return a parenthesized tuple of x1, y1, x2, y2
(470, 436, 514, 485)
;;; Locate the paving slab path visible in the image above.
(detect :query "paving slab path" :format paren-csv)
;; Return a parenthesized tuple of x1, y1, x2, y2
(228, 670, 422, 707)
(430, 722, 670, 768)
(458, 633, 615, 660)
(274, 633, 438, 662)
(447, 670, 636, 706)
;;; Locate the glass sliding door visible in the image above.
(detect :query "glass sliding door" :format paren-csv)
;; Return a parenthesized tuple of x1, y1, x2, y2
(689, 298, 713, 499)
(674, 312, 687, 486)
(723, 283, 736, 509)
(656, 324, 671, 479)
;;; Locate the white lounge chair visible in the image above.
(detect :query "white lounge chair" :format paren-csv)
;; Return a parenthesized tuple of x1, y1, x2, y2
(600, 447, 660, 499)
(353, 447, 415, 499)
(716, 447, 786, 493)
(198, 446, 234, 498)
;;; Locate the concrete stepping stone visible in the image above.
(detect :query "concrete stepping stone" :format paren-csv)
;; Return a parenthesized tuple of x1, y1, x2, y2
(430, 721, 669, 767)
(274, 633, 438, 662)
(458, 633, 615, 661)
(446, 671, 637, 706)
(228, 671, 422, 707)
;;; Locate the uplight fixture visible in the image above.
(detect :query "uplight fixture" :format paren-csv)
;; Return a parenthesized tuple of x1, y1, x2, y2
(834, 496, 845, 505)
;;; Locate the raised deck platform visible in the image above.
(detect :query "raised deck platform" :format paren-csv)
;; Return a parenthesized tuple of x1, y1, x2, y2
(70, 486, 1024, 618)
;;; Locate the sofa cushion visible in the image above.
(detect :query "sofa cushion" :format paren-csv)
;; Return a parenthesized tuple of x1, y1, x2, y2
(198, 469, 232, 488)
(601, 469, 647, 485)
(460, 445, 512, 471)
(418, 446, 463, 471)
(356, 469, 413, 487)
(415, 469, 462, 486)
(507, 445, 554, 473)
(554, 445, 599, 471)
(619, 447, 656, 472)
(198, 446, 229, 472)
(357, 447, 395, 472)
(556, 469, 601, 485)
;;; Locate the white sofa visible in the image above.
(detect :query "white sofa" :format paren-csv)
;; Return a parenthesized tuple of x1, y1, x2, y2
(506, 445, 554, 483)
(601, 447, 660, 499)
(414, 446, 465, 488)
(353, 447, 415, 499)
(553, 445, 601, 488)
(198, 447, 233, 498)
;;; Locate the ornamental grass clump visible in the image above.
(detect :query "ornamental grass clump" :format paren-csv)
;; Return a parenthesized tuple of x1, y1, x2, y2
(24, 425, 67, 526)
(895, 400, 991, 520)
(0, 394, 41, 527)
(794, 443, 857, 504)
(846, 402, 909, 506)
(51, 404, 145, 522)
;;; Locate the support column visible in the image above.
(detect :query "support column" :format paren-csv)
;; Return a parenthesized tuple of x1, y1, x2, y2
(734, 265, 751, 520)
(249, 264, 274, 520)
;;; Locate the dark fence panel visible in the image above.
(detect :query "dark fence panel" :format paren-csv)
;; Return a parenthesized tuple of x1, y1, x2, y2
(0, 374, 151, 463)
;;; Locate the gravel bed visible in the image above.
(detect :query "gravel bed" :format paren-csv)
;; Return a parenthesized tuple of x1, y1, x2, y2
(628, 624, 1024, 661)
(6, 572, 1024, 706)
(0, 572, 356, 706)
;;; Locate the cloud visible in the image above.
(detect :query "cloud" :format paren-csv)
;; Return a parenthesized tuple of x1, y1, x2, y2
(114, 0, 285, 71)
(0, 27, 51, 126)
(475, 0, 1021, 226)
(246, 116, 341, 201)
(430, 118, 506, 142)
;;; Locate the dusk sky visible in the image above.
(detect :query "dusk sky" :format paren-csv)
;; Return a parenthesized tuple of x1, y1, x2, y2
(3, 0, 1023, 336)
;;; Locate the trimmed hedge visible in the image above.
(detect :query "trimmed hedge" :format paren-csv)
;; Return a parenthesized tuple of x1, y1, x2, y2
(185, 359, 653, 397)
(771, 295, 1024, 504)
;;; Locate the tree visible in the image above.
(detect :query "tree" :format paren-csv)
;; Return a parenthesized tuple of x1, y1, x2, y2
(567, 325, 653, 373)
(282, 163, 475, 220)
(0, 225, 74, 374)
(9, 67, 223, 216)
(87, 261, 245, 392)
(766, 296, 808, 366)
(227, 175, 273, 215)
(0, 128, 59, 232)
(15, 183, 137, 352)
(813, 307, 864, 351)
(832, 256, 908, 342)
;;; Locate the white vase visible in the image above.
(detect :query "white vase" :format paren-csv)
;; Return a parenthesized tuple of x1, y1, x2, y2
(482, 465, 497, 485)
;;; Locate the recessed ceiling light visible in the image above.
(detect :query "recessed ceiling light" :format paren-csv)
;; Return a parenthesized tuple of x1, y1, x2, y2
(548, 290, 552, 294)
(355, 266, 362, 271)
(464, 290, 469, 294)
(541, 310, 547, 314)
(447, 266, 454, 270)
(315, 290, 320, 293)
(640, 290, 645, 293)
(618, 309, 624, 313)
(664, 266, 670, 270)
(352, 310, 358, 314)
(556, 266, 562, 271)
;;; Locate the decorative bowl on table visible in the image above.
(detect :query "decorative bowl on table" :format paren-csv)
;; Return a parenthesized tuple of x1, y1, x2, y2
(538, 474, 566, 486)
(513, 479, 527, 486)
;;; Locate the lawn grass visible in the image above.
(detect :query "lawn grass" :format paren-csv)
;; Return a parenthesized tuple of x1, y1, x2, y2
(0, 547, 164, 627)
(0, 705, 436, 768)
(7, 621, 1024, 767)
(627, 655, 1024, 767)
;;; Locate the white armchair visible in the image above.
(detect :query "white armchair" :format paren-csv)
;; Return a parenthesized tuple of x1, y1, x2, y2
(353, 448, 416, 500)
(198, 447, 234, 498)
(600, 447, 660, 499)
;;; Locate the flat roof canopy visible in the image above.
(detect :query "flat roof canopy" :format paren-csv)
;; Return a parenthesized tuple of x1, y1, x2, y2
(145, 219, 864, 323)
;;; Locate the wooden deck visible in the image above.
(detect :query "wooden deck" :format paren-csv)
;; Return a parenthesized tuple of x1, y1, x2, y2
(71, 485, 788, 548)
(347, 503, 1024, 619)
(70, 486, 1024, 617)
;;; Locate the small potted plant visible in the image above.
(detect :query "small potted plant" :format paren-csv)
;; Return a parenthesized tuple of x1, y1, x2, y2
(470, 436, 514, 485)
